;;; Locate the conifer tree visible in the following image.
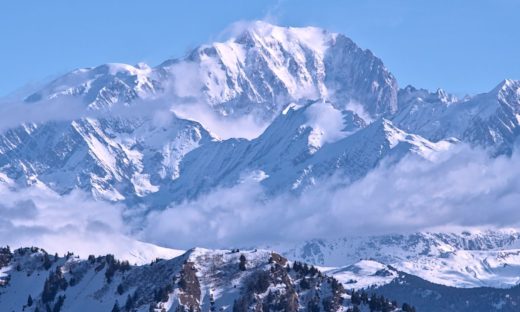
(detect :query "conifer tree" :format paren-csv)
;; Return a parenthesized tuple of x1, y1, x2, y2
(27, 294, 33, 307)
(239, 254, 247, 271)
(111, 301, 120, 312)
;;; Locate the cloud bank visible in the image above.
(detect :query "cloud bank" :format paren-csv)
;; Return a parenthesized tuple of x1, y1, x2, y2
(0, 77, 269, 141)
(1, 142, 520, 254)
(0, 184, 181, 263)
(1, 89, 519, 253)
(140, 144, 520, 249)
(0, 98, 89, 132)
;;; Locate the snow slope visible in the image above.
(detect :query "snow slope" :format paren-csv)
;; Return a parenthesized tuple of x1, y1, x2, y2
(279, 229, 520, 288)
(393, 80, 520, 154)
(0, 116, 214, 204)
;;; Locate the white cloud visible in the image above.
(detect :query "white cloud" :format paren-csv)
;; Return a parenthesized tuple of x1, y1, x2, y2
(0, 97, 89, 132)
(171, 100, 268, 140)
(165, 62, 205, 98)
(0, 185, 181, 264)
(304, 102, 347, 146)
(139, 144, 520, 249)
(345, 100, 374, 123)
(2, 142, 520, 254)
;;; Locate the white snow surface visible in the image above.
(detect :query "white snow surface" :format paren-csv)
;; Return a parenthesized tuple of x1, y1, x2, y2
(279, 229, 520, 288)
(323, 260, 399, 290)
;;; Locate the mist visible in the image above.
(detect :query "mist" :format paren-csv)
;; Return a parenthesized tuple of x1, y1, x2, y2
(0, 184, 182, 263)
(140, 144, 520, 249)
(1, 138, 519, 255)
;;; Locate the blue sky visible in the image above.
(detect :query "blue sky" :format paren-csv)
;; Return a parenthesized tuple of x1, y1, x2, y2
(1, 0, 519, 97)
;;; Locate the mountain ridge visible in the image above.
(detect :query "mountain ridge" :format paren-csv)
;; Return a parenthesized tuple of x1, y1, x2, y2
(0, 245, 416, 312)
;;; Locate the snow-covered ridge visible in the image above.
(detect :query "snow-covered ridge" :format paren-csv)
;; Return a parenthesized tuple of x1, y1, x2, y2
(2, 244, 519, 312)
(393, 79, 520, 154)
(278, 229, 520, 288)
(324, 260, 399, 290)
(0, 246, 416, 312)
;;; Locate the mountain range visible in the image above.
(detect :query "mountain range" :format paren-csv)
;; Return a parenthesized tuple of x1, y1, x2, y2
(0, 246, 421, 312)
(3, 21, 519, 207)
(1, 21, 520, 311)
(3, 240, 520, 312)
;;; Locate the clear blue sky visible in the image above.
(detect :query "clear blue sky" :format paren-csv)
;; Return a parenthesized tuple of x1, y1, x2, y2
(1, 0, 519, 97)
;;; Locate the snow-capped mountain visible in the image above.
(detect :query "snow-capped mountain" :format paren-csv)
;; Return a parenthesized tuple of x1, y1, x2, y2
(0, 21, 473, 206)
(25, 21, 397, 122)
(1, 22, 519, 207)
(393, 79, 520, 154)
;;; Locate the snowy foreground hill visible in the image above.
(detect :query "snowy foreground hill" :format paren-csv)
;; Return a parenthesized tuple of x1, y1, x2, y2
(0, 247, 417, 312)
(2, 245, 520, 312)
(2, 21, 520, 311)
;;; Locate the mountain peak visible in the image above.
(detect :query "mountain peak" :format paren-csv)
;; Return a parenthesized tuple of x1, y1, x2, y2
(492, 78, 520, 93)
(490, 79, 520, 106)
(502, 78, 520, 87)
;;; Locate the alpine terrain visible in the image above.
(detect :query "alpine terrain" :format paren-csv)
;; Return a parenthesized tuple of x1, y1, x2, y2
(1, 21, 520, 311)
